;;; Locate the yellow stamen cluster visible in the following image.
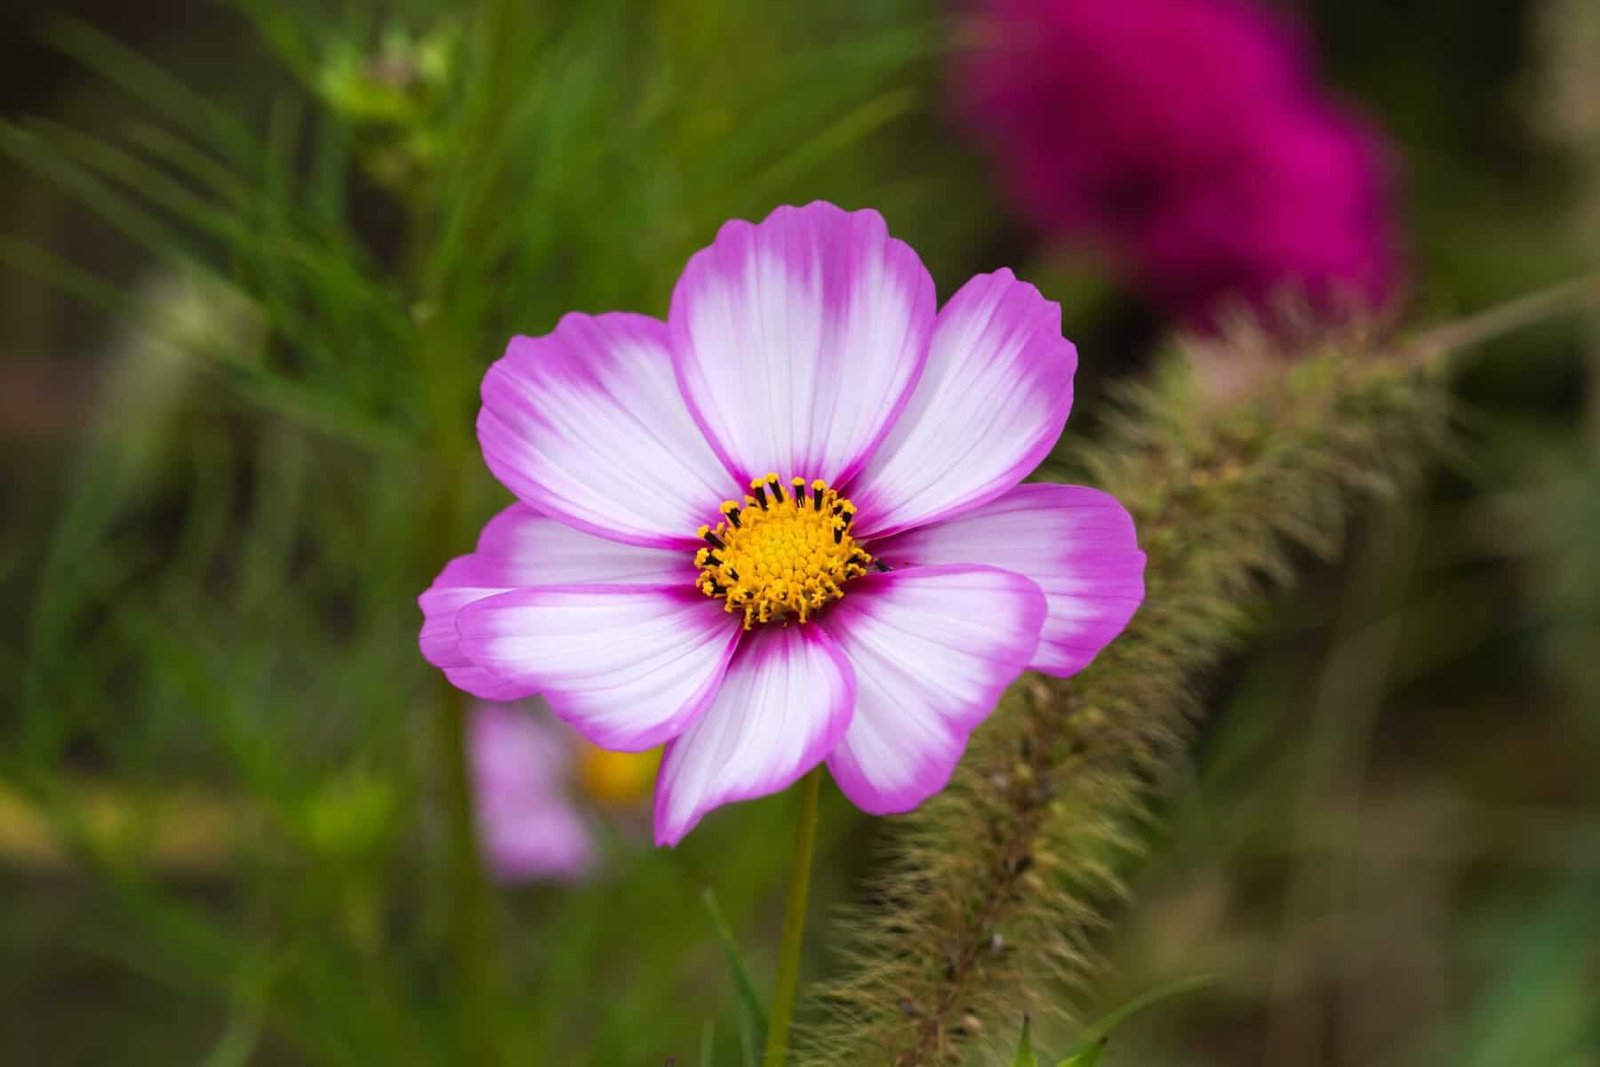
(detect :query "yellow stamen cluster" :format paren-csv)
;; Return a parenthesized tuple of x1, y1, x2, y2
(694, 473, 872, 629)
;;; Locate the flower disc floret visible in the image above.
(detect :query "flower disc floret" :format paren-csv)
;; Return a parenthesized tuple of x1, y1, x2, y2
(695, 473, 873, 629)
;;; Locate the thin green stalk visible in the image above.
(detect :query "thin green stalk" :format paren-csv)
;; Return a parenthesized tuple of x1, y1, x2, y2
(402, 2, 515, 1045)
(1403, 272, 1600, 367)
(764, 767, 823, 1067)
(427, 463, 502, 1065)
(435, 670, 500, 1064)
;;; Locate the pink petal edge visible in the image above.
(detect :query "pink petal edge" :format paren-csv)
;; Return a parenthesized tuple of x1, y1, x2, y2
(820, 564, 1046, 814)
(669, 201, 936, 488)
(455, 584, 741, 752)
(849, 269, 1076, 539)
(417, 504, 688, 701)
(653, 623, 855, 845)
(873, 483, 1145, 677)
(478, 312, 731, 549)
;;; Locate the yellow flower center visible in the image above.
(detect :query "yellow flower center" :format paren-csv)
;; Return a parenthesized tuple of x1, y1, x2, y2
(694, 473, 874, 629)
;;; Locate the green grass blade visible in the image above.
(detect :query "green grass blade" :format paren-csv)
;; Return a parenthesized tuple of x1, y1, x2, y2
(1061, 975, 1218, 1059)
(43, 16, 265, 171)
(699, 1021, 715, 1067)
(701, 887, 766, 1065)
(1011, 1016, 1039, 1067)
(0, 236, 140, 319)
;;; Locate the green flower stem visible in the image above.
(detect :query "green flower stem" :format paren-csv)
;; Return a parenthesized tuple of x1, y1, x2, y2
(435, 676, 500, 1063)
(763, 766, 824, 1067)
(427, 465, 502, 1065)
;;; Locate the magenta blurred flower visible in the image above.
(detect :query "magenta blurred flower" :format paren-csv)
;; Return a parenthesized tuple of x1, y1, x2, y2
(959, 0, 1401, 325)
(423, 202, 1145, 845)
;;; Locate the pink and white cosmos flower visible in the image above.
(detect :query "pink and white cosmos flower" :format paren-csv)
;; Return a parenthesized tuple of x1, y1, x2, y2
(420, 202, 1145, 845)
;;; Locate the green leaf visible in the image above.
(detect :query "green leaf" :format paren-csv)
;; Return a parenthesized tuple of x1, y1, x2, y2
(1054, 1038, 1106, 1067)
(1060, 975, 1217, 1062)
(699, 1021, 715, 1067)
(701, 887, 766, 1066)
(1011, 1015, 1039, 1067)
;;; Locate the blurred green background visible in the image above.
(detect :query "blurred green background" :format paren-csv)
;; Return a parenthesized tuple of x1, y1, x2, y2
(1, 0, 1596, 1064)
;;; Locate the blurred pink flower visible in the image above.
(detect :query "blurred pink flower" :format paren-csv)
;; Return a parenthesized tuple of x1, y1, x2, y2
(469, 702, 594, 882)
(959, 0, 1401, 326)
(469, 702, 660, 884)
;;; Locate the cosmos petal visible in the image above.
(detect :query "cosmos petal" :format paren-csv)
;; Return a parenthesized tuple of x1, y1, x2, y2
(418, 505, 689, 700)
(455, 585, 740, 751)
(478, 312, 730, 548)
(819, 565, 1045, 813)
(849, 270, 1076, 538)
(873, 483, 1145, 676)
(470, 504, 692, 586)
(653, 624, 854, 845)
(670, 202, 936, 487)
(419, 557, 536, 701)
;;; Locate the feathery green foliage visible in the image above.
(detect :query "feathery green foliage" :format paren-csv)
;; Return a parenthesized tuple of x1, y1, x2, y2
(3, 1, 954, 1061)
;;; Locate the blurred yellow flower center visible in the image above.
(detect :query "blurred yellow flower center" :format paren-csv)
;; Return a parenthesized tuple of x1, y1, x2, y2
(577, 745, 660, 807)
(694, 473, 873, 629)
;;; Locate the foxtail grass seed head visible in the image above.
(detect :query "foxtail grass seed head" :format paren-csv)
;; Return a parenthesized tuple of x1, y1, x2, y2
(800, 332, 1446, 1066)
